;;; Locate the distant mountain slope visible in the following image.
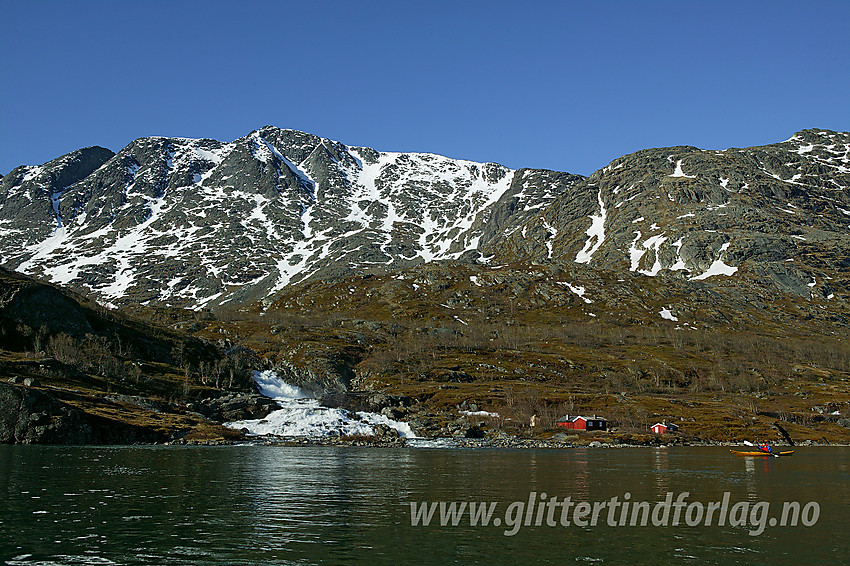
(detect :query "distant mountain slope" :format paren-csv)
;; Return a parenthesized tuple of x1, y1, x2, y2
(1, 127, 847, 310)
(492, 129, 850, 299)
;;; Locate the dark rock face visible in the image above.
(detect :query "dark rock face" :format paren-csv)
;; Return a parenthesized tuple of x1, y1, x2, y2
(0, 383, 184, 445)
(0, 146, 114, 246)
(0, 275, 93, 338)
(0, 383, 92, 444)
(464, 426, 486, 439)
(370, 424, 401, 440)
(319, 391, 413, 413)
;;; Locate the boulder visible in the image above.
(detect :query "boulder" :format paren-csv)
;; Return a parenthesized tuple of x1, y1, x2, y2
(464, 426, 486, 439)
(371, 424, 400, 439)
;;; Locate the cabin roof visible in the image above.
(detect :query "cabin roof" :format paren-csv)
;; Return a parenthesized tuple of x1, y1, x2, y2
(557, 415, 607, 422)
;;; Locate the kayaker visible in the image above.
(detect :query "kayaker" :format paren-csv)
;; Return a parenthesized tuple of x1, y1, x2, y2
(759, 442, 772, 454)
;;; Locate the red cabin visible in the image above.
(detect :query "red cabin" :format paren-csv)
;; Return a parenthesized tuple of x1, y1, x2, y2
(556, 415, 607, 431)
(651, 422, 679, 434)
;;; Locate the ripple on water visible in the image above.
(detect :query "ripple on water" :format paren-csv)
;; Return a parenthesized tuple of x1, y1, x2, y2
(6, 555, 118, 566)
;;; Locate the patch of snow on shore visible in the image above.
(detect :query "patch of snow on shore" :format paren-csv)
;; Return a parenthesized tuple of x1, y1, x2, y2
(460, 410, 499, 418)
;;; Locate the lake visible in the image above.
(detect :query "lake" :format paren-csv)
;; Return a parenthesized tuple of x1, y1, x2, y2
(1, 445, 848, 565)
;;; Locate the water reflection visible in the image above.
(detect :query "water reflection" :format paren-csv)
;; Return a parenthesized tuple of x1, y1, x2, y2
(567, 450, 590, 501)
(1, 446, 848, 565)
(654, 447, 669, 496)
(744, 457, 756, 499)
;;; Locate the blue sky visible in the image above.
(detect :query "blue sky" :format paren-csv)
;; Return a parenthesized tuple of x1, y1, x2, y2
(1, 1, 848, 176)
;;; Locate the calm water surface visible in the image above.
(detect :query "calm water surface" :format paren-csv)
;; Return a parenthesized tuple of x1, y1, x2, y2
(1, 445, 848, 565)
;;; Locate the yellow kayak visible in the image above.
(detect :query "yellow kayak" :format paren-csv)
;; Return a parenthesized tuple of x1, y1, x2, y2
(730, 449, 794, 457)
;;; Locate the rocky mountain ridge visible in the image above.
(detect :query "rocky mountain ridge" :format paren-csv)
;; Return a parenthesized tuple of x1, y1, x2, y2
(1, 127, 581, 307)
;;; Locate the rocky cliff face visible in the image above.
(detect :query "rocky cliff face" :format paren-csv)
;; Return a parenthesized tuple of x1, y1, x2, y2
(0, 127, 847, 311)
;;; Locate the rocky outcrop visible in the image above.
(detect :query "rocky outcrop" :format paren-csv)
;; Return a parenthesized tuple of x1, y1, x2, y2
(0, 382, 93, 444)
(319, 391, 413, 414)
(0, 382, 256, 445)
(0, 382, 169, 444)
(187, 392, 279, 422)
(271, 340, 371, 394)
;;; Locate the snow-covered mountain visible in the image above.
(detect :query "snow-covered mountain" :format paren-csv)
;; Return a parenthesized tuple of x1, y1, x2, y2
(1, 127, 848, 309)
(0, 126, 581, 307)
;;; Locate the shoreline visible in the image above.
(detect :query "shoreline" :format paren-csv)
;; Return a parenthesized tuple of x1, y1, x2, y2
(165, 435, 846, 449)
(5, 379, 846, 448)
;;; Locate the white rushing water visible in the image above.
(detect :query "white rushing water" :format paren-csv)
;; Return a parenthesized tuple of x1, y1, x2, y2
(225, 371, 416, 439)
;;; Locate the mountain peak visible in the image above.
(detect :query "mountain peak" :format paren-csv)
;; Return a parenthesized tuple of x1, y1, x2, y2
(0, 127, 576, 307)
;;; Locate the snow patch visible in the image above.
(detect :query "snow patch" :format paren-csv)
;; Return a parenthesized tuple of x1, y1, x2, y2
(575, 189, 606, 264)
(629, 232, 646, 271)
(21, 165, 43, 182)
(669, 238, 689, 272)
(541, 218, 558, 258)
(659, 308, 678, 322)
(669, 160, 695, 178)
(689, 243, 738, 280)
(629, 233, 667, 276)
(562, 282, 593, 304)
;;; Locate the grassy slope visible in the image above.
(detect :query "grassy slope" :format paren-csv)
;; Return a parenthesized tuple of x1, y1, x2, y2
(174, 261, 850, 444)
